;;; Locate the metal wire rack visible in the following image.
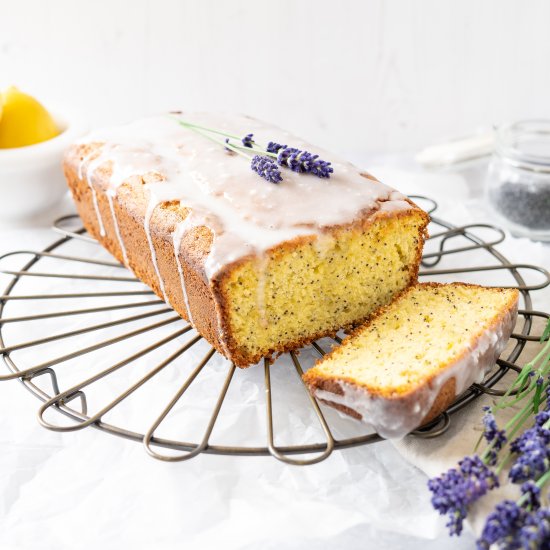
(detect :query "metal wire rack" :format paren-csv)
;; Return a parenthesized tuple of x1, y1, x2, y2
(1, 195, 549, 466)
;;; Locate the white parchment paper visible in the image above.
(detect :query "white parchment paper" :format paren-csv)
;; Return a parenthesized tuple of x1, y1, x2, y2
(0, 164, 548, 550)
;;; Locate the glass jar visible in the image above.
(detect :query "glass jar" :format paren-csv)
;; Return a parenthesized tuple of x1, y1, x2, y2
(487, 120, 550, 241)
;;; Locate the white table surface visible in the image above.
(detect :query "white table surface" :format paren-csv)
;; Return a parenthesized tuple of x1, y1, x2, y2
(0, 159, 548, 550)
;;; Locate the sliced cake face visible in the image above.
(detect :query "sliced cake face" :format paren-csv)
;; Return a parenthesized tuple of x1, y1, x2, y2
(220, 210, 427, 365)
(303, 283, 519, 438)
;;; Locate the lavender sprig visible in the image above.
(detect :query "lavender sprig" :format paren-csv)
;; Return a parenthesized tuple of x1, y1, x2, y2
(242, 133, 255, 148)
(494, 321, 550, 413)
(519, 507, 550, 548)
(173, 119, 282, 184)
(477, 481, 550, 549)
(267, 141, 286, 153)
(276, 147, 334, 178)
(172, 117, 334, 182)
(428, 455, 499, 536)
(482, 406, 508, 466)
(251, 155, 282, 184)
(477, 500, 527, 549)
(229, 140, 334, 178)
(520, 480, 542, 509)
(508, 412, 550, 483)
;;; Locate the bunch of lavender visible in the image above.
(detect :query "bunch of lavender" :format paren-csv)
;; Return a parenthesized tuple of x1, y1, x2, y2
(428, 456, 499, 535)
(428, 318, 550, 547)
(477, 482, 550, 549)
(172, 118, 333, 184)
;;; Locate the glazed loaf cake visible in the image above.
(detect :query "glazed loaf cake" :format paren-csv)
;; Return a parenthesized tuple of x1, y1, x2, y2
(63, 113, 429, 367)
(303, 283, 519, 438)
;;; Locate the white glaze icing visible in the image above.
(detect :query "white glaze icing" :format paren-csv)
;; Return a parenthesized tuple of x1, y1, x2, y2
(76, 113, 416, 330)
(143, 197, 170, 305)
(172, 216, 196, 324)
(313, 301, 519, 439)
(106, 191, 129, 266)
(79, 152, 106, 237)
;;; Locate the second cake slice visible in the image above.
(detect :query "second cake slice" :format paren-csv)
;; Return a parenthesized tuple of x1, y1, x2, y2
(303, 282, 519, 438)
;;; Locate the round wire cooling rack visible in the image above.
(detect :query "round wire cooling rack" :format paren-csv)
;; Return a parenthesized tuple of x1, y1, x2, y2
(0, 195, 549, 466)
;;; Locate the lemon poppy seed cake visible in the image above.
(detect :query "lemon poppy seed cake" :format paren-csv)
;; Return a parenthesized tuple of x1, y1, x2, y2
(63, 113, 429, 367)
(303, 283, 519, 437)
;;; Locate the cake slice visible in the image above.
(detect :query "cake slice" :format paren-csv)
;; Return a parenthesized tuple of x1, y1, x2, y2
(303, 283, 519, 438)
(63, 113, 429, 367)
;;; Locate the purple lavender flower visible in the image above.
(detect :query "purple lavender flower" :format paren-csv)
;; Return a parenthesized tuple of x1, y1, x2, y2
(509, 422, 550, 483)
(477, 500, 526, 549)
(428, 455, 499, 536)
(521, 481, 541, 510)
(537, 411, 550, 426)
(478, 489, 549, 550)
(309, 157, 334, 179)
(266, 141, 286, 153)
(287, 150, 306, 173)
(483, 407, 507, 466)
(519, 507, 550, 549)
(276, 147, 334, 178)
(276, 146, 300, 167)
(242, 133, 254, 148)
(250, 155, 282, 184)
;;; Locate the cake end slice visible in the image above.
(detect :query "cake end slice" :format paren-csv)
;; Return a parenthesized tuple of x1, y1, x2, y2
(302, 283, 519, 438)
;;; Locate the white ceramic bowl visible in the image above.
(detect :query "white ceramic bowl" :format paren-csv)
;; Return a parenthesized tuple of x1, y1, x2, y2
(0, 111, 88, 221)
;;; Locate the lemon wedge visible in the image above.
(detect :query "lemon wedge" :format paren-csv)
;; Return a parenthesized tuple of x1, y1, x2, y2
(0, 86, 60, 148)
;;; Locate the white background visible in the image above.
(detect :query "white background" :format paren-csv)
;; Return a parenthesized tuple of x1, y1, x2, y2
(2, 0, 550, 156)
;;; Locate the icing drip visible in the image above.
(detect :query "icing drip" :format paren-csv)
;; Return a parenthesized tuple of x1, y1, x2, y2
(79, 152, 106, 237)
(144, 196, 170, 305)
(75, 113, 416, 310)
(313, 302, 519, 439)
(106, 192, 129, 266)
(172, 216, 196, 325)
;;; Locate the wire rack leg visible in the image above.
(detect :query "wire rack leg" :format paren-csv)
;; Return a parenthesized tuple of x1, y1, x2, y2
(144, 352, 235, 462)
(264, 354, 335, 465)
(37, 327, 194, 431)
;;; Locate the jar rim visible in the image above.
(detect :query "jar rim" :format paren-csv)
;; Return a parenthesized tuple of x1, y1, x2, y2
(496, 120, 550, 172)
